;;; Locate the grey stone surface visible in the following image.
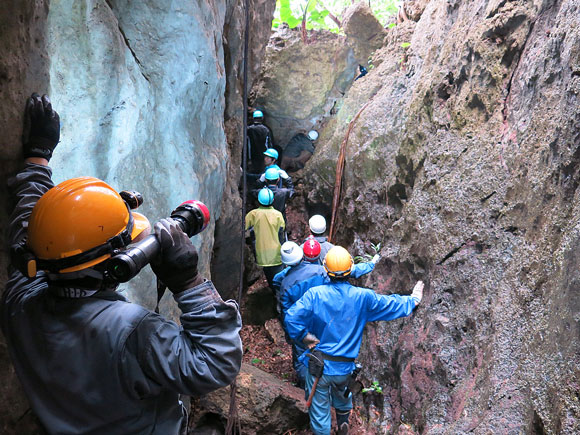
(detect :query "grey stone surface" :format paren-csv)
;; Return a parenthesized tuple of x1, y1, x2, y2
(0, 2, 51, 432)
(297, 0, 580, 431)
(191, 363, 308, 434)
(0, 0, 273, 431)
(251, 25, 358, 147)
(212, 0, 276, 301)
(45, 0, 229, 312)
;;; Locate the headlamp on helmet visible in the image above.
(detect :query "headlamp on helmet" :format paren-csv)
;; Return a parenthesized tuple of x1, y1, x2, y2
(13, 177, 150, 278)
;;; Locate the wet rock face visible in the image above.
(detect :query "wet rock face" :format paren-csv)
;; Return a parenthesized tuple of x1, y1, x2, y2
(44, 0, 230, 313)
(0, 0, 273, 431)
(342, 1, 388, 64)
(295, 0, 580, 431)
(212, 0, 276, 300)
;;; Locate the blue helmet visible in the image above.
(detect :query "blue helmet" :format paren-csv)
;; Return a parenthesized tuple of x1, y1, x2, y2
(253, 110, 264, 119)
(258, 187, 274, 206)
(263, 148, 278, 160)
(265, 168, 280, 181)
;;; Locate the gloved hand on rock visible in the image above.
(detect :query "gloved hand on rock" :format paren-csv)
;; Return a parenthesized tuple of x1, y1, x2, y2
(151, 218, 202, 293)
(411, 280, 424, 306)
(23, 93, 60, 162)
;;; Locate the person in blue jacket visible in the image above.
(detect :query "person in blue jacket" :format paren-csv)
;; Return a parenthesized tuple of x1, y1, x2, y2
(273, 236, 379, 309)
(275, 238, 379, 390)
(2, 94, 243, 434)
(274, 239, 325, 388)
(284, 246, 424, 435)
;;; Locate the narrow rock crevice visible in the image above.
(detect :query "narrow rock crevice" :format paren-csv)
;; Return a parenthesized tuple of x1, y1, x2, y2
(437, 243, 466, 265)
(104, 0, 150, 83)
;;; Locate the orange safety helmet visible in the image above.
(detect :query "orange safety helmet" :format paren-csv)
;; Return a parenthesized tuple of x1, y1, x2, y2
(323, 246, 354, 278)
(27, 177, 150, 275)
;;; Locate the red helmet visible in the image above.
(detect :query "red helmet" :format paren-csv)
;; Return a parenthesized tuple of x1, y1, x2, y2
(303, 236, 321, 262)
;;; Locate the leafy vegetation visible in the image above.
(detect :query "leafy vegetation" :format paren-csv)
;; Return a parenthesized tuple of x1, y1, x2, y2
(354, 242, 381, 263)
(361, 380, 383, 394)
(273, 0, 401, 32)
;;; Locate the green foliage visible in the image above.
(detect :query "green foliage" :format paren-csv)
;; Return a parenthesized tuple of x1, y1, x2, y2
(387, 22, 397, 29)
(353, 242, 381, 264)
(372, 0, 399, 24)
(401, 42, 411, 48)
(362, 380, 383, 394)
(251, 358, 264, 365)
(273, 0, 401, 31)
(368, 54, 375, 70)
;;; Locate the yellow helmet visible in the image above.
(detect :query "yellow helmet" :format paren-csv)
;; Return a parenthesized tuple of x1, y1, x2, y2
(27, 177, 150, 274)
(323, 246, 353, 278)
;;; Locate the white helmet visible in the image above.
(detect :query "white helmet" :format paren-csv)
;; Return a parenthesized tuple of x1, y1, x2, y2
(307, 130, 319, 141)
(280, 241, 303, 266)
(309, 215, 326, 234)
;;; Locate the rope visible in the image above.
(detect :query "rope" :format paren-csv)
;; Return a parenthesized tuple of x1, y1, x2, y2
(328, 100, 372, 242)
(225, 0, 250, 431)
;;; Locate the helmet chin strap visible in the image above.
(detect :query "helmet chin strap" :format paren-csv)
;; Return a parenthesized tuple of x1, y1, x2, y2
(47, 262, 120, 295)
(47, 267, 104, 282)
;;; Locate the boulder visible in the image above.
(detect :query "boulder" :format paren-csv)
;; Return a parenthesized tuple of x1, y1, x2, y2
(191, 363, 309, 434)
(342, 1, 388, 64)
(251, 25, 357, 146)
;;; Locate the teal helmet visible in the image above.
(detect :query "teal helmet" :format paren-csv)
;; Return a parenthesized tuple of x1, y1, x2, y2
(258, 187, 274, 206)
(253, 110, 264, 119)
(263, 148, 278, 160)
(265, 168, 280, 181)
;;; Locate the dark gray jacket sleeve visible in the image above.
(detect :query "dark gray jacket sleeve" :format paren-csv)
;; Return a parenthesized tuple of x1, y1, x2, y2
(7, 163, 54, 246)
(129, 280, 243, 397)
(2, 164, 54, 308)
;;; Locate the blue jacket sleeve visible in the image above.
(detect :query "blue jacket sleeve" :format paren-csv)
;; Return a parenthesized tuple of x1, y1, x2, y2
(284, 291, 313, 342)
(364, 291, 417, 322)
(351, 261, 375, 278)
(281, 274, 326, 315)
(129, 280, 243, 397)
(272, 267, 289, 291)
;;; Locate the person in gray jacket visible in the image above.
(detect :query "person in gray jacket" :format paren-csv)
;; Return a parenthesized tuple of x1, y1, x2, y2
(1, 93, 243, 434)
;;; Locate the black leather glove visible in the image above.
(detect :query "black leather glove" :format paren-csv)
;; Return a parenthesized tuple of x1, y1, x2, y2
(150, 218, 201, 293)
(23, 93, 60, 161)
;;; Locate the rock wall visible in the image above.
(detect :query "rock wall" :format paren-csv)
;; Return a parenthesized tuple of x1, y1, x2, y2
(0, 0, 273, 431)
(0, 4, 51, 432)
(45, 0, 229, 312)
(297, 0, 580, 432)
(211, 0, 276, 300)
(251, 25, 358, 148)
